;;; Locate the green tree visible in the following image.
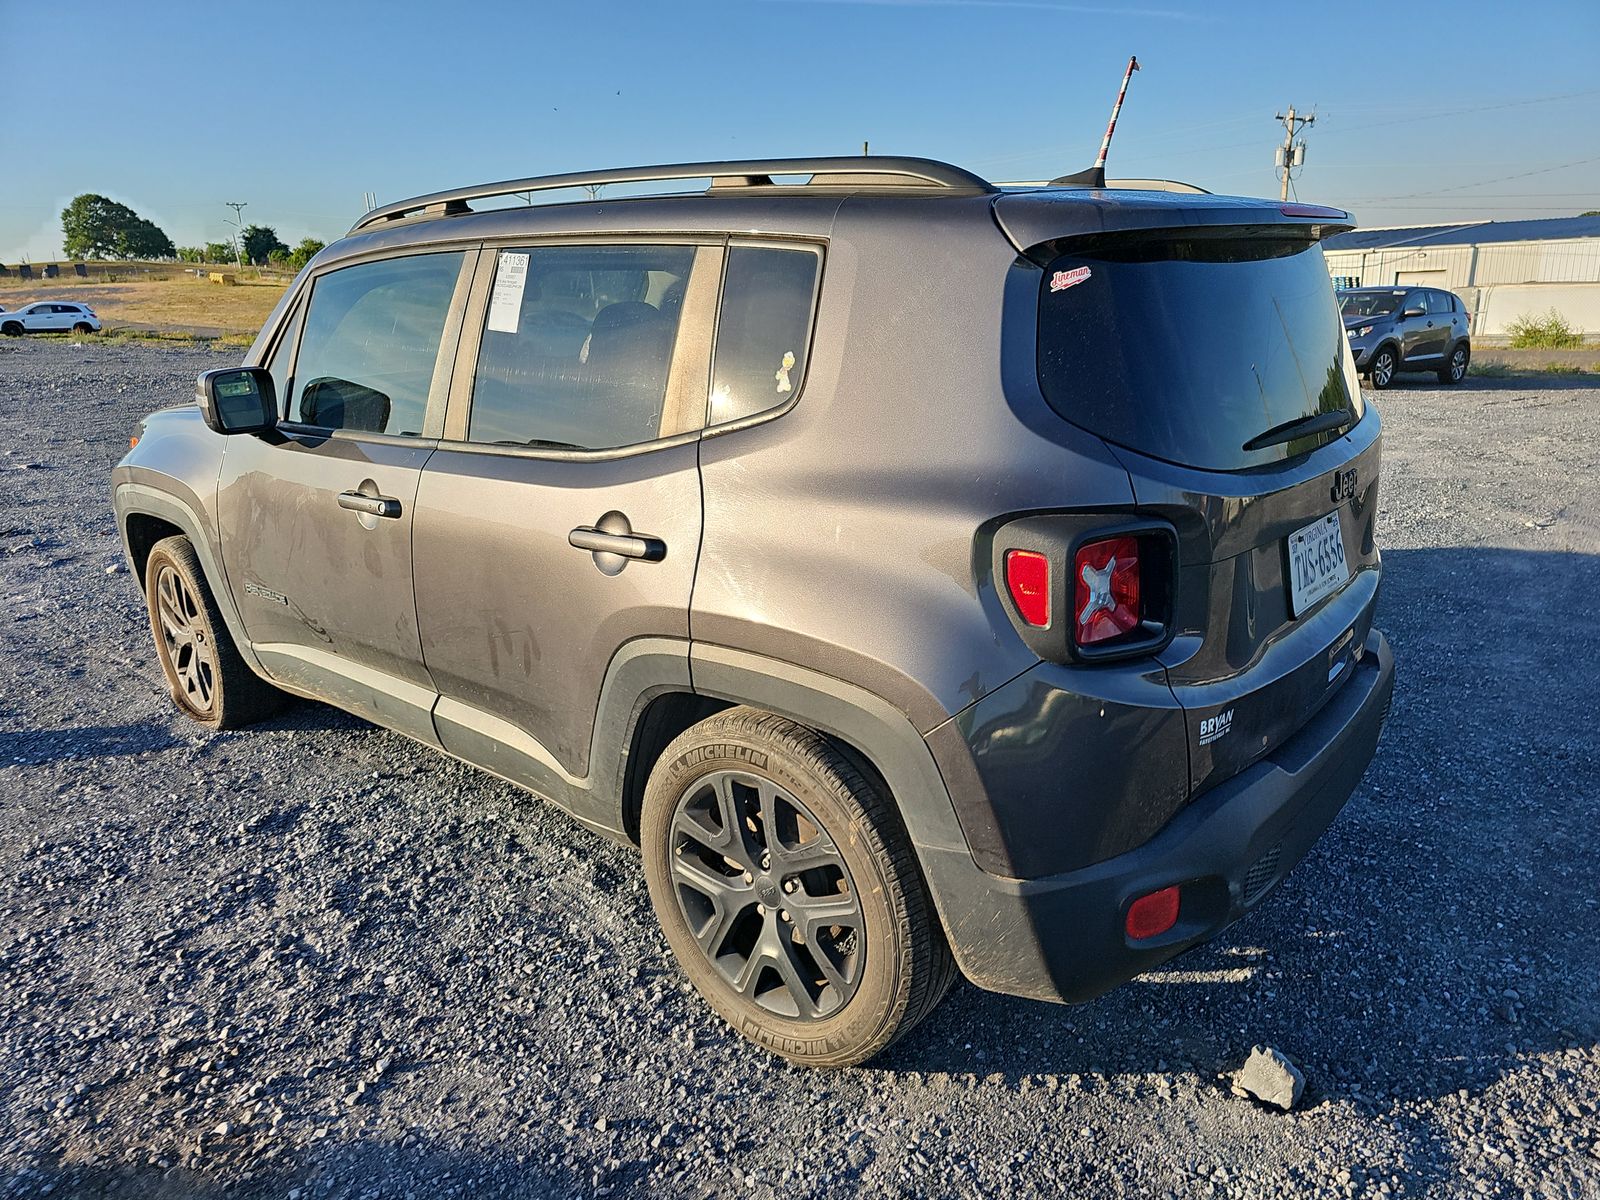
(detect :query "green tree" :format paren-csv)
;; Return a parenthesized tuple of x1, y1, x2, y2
(241, 224, 288, 266)
(204, 241, 236, 265)
(117, 217, 175, 260)
(286, 237, 325, 271)
(175, 246, 204, 263)
(61, 193, 173, 260)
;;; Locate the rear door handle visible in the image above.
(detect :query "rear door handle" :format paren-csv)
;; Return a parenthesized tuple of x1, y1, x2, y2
(337, 490, 402, 519)
(569, 526, 665, 561)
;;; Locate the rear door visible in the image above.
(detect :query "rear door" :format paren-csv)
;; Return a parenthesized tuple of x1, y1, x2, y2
(411, 241, 715, 821)
(218, 248, 474, 742)
(1029, 224, 1383, 797)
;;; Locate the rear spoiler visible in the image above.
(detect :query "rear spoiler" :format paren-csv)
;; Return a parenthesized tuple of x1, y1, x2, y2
(992, 190, 1354, 259)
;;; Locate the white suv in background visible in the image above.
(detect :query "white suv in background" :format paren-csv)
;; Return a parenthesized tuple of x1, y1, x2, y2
(0, 301, 102, 335)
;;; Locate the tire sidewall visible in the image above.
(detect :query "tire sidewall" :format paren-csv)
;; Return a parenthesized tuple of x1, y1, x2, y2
(144, 542, 221, 727)
(641, 726, 911, 1066)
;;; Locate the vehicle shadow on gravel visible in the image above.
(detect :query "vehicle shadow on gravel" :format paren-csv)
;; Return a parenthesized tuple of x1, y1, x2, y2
(1, 1137, 595, 1200)
(881, 545, 1599, 1110)
(0, 720, 181, 765)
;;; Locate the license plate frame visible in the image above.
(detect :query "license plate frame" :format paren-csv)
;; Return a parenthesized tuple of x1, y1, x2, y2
(1286, 511, 1350, 617)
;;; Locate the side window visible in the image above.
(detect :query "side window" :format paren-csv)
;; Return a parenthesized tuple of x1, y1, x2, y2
(289, 251, 465, 435)
(265, 302, 303, 413)
(467, 244, 695, 450)
(1426, 291, 1451, 315)
(1404, 292, 1427, 315)
(709, 246, 821, 426)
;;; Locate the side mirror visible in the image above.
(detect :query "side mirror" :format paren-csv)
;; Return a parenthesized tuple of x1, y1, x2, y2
(196, 367, 277, 435)
(1402, 306, 1426, 319)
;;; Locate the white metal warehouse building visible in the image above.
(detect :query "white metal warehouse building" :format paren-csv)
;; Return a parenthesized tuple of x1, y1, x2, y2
(1321, 215, 1600, 338)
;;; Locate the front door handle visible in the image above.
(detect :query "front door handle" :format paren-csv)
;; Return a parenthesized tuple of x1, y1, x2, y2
(569, 526, 665, 561)
(337, 490, 402, 519)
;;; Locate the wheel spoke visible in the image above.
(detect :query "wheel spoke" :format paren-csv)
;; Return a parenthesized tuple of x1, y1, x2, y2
(771, 936, 821, 1019)
(774, 833, 840, 874)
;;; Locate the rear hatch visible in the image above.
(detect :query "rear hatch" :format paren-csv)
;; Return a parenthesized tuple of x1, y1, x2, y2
(997, 189, 1382, 797)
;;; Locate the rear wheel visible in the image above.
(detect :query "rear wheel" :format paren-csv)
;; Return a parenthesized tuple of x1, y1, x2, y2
(641, 707, 956, 1067)
(1369, 346, 1398, 389)
(144, 535, 285, 729)
(72, 321, 93, 334)
(1438, 343, 1468, 385)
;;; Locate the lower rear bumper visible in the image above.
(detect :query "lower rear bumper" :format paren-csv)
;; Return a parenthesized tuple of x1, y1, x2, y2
(925, 628, 1394, 1003)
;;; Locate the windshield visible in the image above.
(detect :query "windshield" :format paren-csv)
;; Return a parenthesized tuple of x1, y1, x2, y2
(1340, 291, 1402, 318)
(1037, 236, 1362, 471)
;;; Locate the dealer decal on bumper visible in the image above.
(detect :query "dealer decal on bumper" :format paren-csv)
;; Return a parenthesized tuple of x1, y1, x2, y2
(1199, 708, 1235, 746)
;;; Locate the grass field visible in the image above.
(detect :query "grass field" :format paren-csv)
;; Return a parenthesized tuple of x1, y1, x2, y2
(0, 273, 289, 336)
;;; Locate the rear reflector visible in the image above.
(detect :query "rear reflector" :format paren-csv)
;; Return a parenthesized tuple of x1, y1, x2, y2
(1004, 549, 1051, 627)
(1125, 886, 1180, 939)
(1074, 535, 1141, 646)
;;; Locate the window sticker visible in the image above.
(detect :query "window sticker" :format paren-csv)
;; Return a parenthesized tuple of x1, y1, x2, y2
(1049, 266, 1092, 293)
(486, 252, 530, 334)
(775, 350, 796, 395)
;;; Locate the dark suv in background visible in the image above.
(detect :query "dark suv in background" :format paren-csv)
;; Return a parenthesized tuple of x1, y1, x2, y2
(1340, 285, 1470, 387)
(114, 158, 1394, 1067)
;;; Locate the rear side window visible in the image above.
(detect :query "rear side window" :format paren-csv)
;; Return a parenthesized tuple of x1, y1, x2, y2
(1037, 236, 1361, 471)
(709, 246, 821, 426)
(289, 252, 465, 435)
(467, 245, 695, 450)
(1427, 291, 1452, 315)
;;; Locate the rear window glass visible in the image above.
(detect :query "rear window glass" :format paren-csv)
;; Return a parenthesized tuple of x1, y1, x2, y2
(710, 246, 820, 426)
(468, 244, 695, 450)
(1340, 291, 1402, 318)
(1039, 237, 1362, 471)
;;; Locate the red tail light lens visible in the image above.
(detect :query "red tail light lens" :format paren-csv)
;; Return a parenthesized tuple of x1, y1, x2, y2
(1074, 535, 1141, 646)
(1125, 885, 1180, 940)
(1004, 549, 1051, 627)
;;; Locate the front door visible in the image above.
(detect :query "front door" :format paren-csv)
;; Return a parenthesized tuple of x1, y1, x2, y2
(218, 248, 474, 742)
(412, 242, 717, 824)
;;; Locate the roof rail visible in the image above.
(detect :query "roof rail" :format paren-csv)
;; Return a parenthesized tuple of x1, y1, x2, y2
(350, 157, 994, 234)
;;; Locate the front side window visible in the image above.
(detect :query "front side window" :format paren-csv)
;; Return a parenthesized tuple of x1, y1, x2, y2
(1426, 291, 1452, 315)
(709, 246, 821, 426)
(265, 302, 303, 412)
(289, 251, 465, 435)
(468, 244, 695, 450)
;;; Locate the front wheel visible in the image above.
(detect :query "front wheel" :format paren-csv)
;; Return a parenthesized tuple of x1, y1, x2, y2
(144, 535, 285, 729)
(641, 708, 956, 1067)
(1368, 346, 1398, 389)
(1, 322, 21, 337)
(1438, 344, 1469, 385)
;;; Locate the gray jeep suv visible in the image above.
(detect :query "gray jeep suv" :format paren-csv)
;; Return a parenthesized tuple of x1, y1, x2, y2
(113, 158, 1394, 1067)
(1340, 285, 1471, 388)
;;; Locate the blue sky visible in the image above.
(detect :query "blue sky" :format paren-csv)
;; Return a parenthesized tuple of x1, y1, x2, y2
(2, 0, 1597, 260)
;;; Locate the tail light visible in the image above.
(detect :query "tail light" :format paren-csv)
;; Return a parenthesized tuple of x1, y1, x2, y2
(1004, 549, 1051, 627)
(1074, 535, 1141, 646)
(993, 517, 1175, 663)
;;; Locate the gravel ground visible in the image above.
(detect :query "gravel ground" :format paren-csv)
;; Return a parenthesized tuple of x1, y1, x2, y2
(2, 336, 1597, 1199)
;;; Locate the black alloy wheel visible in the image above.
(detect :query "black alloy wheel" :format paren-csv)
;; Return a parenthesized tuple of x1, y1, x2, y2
(667, 768, 865, 1020)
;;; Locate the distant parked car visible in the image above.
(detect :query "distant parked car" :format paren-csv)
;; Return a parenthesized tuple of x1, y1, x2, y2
(1339, 286, 1469, 388)
(0, 301, 102, 336)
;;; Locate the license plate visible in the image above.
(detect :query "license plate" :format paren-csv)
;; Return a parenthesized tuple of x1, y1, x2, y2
(1286, 512, 1349, 616)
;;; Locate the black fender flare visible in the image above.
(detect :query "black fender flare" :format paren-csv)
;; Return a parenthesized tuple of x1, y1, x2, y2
(112, 480, 265, 676)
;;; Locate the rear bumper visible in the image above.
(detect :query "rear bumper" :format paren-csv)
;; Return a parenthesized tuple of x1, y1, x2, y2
(925, 627, 1394, 1003)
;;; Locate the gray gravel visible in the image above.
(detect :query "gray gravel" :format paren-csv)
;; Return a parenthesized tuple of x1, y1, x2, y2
(2, 335, 1598, 1199)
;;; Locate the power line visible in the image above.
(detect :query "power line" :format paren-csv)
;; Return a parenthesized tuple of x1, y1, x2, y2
(1355, 156, 1600, 202)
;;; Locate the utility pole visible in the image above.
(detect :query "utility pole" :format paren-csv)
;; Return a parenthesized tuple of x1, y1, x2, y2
(223, 201, 248, 269)
(862, 140, 869, 156)
(1274, 106, 1313, 201)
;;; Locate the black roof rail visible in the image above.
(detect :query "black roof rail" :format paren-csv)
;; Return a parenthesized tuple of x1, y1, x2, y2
(349, 157, 994, 234)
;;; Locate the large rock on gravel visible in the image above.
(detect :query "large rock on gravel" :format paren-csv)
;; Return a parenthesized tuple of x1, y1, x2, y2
(1230, 1045, 1306, 1111)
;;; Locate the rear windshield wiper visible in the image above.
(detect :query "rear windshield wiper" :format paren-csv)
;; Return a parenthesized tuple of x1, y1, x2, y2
(1242, 408, 1355, 453)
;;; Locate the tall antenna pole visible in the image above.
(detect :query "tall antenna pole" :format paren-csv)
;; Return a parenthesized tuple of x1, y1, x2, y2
(1053, 55, 1139, 187)
(1093, 55, 1140, 176)
(1274, 105, 1314, 201)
